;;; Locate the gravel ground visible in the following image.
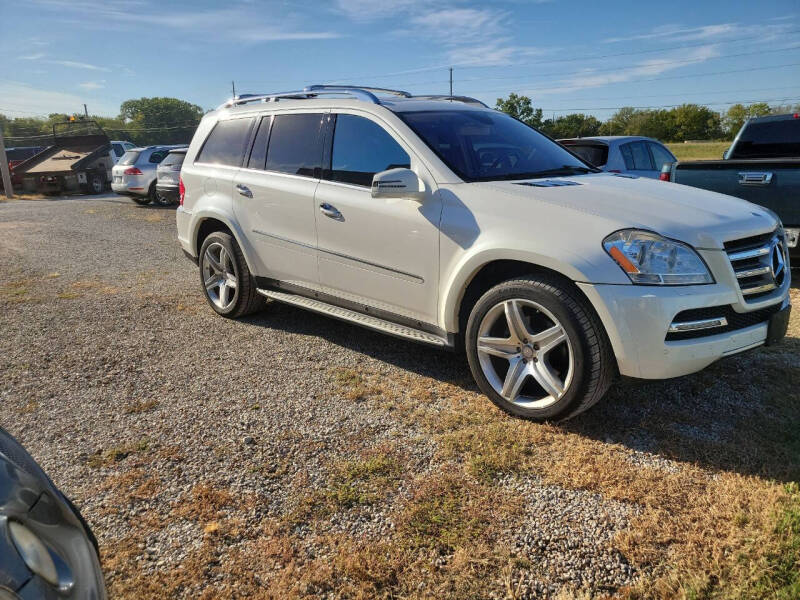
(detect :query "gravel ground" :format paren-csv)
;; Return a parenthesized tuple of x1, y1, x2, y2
(0, 194, 796, 598)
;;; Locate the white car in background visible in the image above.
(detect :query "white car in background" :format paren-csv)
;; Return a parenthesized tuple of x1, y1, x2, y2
(175, 85, 791, 421)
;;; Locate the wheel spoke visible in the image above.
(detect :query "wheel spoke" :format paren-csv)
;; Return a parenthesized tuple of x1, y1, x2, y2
(226, 276, 237, 289)
(204, 274, 220, 291)
(501, 357, 529, 400)
(531, 325, 567, 357)
(477, 336, 519, 359)
(205, 252, 222, 274)
(218, 281, 228, 307)
(504, 300, 530, 343)
(219, 247, 230, 273)
(531, 359, 565, 399)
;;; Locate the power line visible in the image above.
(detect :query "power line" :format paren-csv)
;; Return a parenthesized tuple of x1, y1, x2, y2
(460, 61, 800, 95)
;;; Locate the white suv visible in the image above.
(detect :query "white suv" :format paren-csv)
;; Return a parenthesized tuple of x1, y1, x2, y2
(176, 85, 791, 421)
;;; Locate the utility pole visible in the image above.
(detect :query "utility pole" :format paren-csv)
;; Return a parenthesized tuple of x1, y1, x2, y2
(232, 81, 236, 99)
(449, 67, 453, 98)
(0, 128, 14, 200)
(83, 104, 88, 118)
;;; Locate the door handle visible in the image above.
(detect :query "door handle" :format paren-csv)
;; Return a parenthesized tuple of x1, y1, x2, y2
(319, 202, 343, 220)
(738, 172, 773, 186)
(236, 184, 253, 198)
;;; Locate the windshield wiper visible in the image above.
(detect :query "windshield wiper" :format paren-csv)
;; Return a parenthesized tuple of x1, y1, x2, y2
(521, 165, 599, 179)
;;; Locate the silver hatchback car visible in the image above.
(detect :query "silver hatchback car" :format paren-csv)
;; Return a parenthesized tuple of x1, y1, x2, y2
(111, 145, 186, 205)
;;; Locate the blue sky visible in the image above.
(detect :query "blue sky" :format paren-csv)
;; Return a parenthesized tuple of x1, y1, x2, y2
(0, 0, 798, 120)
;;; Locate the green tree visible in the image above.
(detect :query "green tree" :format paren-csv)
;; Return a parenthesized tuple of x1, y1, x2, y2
(540, 113, 602, 139)
(669, 104, 722, 142)
(495, 93, 543, 128)
(119, 97, 204, 145)
(723, 102, 773, 138)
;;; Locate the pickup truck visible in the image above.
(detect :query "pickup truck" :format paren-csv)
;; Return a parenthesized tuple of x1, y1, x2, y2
(661, 113, 800, 261)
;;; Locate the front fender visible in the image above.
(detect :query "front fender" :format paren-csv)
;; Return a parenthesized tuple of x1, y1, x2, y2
(439, 246, 625, 332)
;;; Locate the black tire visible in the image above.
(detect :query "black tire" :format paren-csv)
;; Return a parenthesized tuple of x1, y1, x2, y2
(153, 187, 173, 207)
(132, 195, 151, 205)
(465, 274, 615, 421)
(87, 172, 105, 195)
(198, 231, 264, 318)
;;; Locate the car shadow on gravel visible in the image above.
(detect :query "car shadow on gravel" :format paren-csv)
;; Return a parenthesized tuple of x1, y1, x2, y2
(243, 300, 800, 484)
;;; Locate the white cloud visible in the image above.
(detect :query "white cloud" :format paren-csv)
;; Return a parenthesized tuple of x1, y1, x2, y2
(604, 20, 795, 44)
(523, 45, 721, 96)
(0, 81, 117, 118)
(47, 60, 109, 71)
(18, 53, 46, 60)
(32, 0, 342, 42)
(79, 80, 106, 90)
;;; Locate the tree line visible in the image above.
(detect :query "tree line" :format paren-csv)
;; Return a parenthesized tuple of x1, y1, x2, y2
(495, 93, 799, 141)
(1, 97, 203, 147)
(2, 94, 797, 148)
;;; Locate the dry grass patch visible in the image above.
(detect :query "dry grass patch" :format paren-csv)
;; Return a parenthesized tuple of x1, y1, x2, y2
(123, 398, 159, 414)
(87, 438, 150, 468)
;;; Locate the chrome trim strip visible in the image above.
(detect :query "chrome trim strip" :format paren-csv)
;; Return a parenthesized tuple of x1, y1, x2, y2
(252, 229, 315, 250)
(741, 282, 777, 296)
(318, 249, 424, 284)
(727, 245, 771, 261)
(252, 230, 424, 284)
(735, 266, 772, 279)
(668, 316, 729, 333)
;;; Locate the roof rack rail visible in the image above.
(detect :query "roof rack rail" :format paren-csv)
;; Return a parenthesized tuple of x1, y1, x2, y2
(410, 95, 488, 107)
(218, 86, 487, 110)
(219, 85, 412, 109)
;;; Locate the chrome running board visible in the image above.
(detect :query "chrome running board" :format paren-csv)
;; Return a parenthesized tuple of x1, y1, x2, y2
(257, 288, 451, 347)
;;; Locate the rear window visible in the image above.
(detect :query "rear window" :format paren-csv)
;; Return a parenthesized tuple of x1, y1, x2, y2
(731, 119, 800, 159)
(161, 151, 186, 167)
(265, 113, 324, 178)
(197, 118, 255, 167)
(562, 143, 608, 167)
(118, 151, 140, 166)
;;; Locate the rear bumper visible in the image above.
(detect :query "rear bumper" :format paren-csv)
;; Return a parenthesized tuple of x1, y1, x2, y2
(578, 281, 791, 380)
(156, 184, 179, 203)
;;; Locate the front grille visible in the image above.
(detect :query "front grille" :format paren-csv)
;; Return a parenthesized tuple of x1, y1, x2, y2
(724, 230, 788, 302)
(665, 303, 782, 341)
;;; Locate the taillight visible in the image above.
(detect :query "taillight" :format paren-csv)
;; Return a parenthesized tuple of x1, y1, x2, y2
(124, 167, 143, 175)
(179, 176, 185, 206)
(659, 164, 672, 182)
(658, 172, 670, 181)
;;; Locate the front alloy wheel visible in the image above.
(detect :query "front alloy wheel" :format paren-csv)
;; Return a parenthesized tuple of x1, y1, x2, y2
(465, 275, 614, 421)
(476, 299, 574, 409)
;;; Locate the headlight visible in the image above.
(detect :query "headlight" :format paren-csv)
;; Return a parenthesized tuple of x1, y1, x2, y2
(8, 521, 59, 586)
(603, 229, 713, 285)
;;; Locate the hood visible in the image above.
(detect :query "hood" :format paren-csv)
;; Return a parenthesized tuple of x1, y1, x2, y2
(479, 173, 778, 249)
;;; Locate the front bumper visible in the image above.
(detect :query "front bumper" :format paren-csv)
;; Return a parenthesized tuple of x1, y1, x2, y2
(578, 248, 791, 379)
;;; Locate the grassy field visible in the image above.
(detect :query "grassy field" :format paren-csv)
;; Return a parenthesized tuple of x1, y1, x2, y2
(667, 142, 730, 161)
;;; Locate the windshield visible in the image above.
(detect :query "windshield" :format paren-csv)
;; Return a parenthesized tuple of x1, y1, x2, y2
(398, 110, 594, 181)
(118, 151, 140, 166)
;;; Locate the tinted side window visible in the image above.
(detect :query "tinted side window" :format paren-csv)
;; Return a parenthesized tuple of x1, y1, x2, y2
(266, 113, 323, 177)
(197, 118, 254, 167)
(621, 142, 653, 170)
(247, 116, 271, 170)
(112, 144, 124, 157)
(329, 114, 411, 187)
(732, 120, 800, 158)
(648, 142, 674, 170)
(563, 143, 608, 167)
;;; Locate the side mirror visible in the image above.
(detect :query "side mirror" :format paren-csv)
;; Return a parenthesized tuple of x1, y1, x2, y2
(371, 168, 425, 200)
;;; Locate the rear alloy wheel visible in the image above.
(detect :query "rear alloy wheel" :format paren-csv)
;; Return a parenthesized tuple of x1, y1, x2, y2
(466, 276, 614, 421)
(199, 231, 263, 318)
